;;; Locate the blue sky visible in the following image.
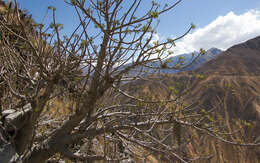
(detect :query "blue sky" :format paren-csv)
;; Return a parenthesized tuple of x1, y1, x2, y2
(15, 0, 260, 55)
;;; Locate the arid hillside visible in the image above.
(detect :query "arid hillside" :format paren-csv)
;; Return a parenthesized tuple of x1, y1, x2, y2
(119, 36, 260, 162)
(189, 36, 260, 162)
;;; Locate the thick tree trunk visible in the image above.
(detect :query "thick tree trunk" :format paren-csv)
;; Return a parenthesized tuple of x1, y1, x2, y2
(3, 104, 34, 154)
(0, 104, 35, 162)
(22, 141, 58, 163)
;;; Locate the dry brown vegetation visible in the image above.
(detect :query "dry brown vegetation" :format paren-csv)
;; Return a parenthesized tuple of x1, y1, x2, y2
(0, 1, 260, 163)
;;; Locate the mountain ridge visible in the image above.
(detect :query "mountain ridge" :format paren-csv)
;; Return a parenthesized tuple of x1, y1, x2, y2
(126, 47, 222, 75)
(196, 36, 260, 75)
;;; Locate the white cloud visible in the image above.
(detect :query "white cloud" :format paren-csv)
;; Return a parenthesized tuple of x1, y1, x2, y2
(171, 10, 260, 55)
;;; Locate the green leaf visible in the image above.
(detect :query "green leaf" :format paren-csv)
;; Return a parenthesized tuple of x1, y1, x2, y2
(152, 1, 159, 6)
(195, 73, 206, 80)
(142, 25, 148, 32)
(152, 40, 158, 45)
(191, 23, 196, 29)
(48, 6, 54, 10)
(80, 40, 88, 47)
(168, 50, 174, 55)
(165, 58, 172, 64)
(150, 11, 159, 18)
(178, 56, 185, 60)
(70, 0, 76, 5)
(155, 49, 161, 53)
(175, 82, 183, 89)
(199, 48, 206, 55)
(174, 64, 181, 69)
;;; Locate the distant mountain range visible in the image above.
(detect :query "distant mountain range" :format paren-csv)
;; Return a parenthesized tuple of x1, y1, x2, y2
(161, 47, 222, 73)
(127, 47, 222, 75)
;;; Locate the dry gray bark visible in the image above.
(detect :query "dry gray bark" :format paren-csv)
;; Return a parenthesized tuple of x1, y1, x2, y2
(0, 143, 16, 163)
(0, 104, 32, 162)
